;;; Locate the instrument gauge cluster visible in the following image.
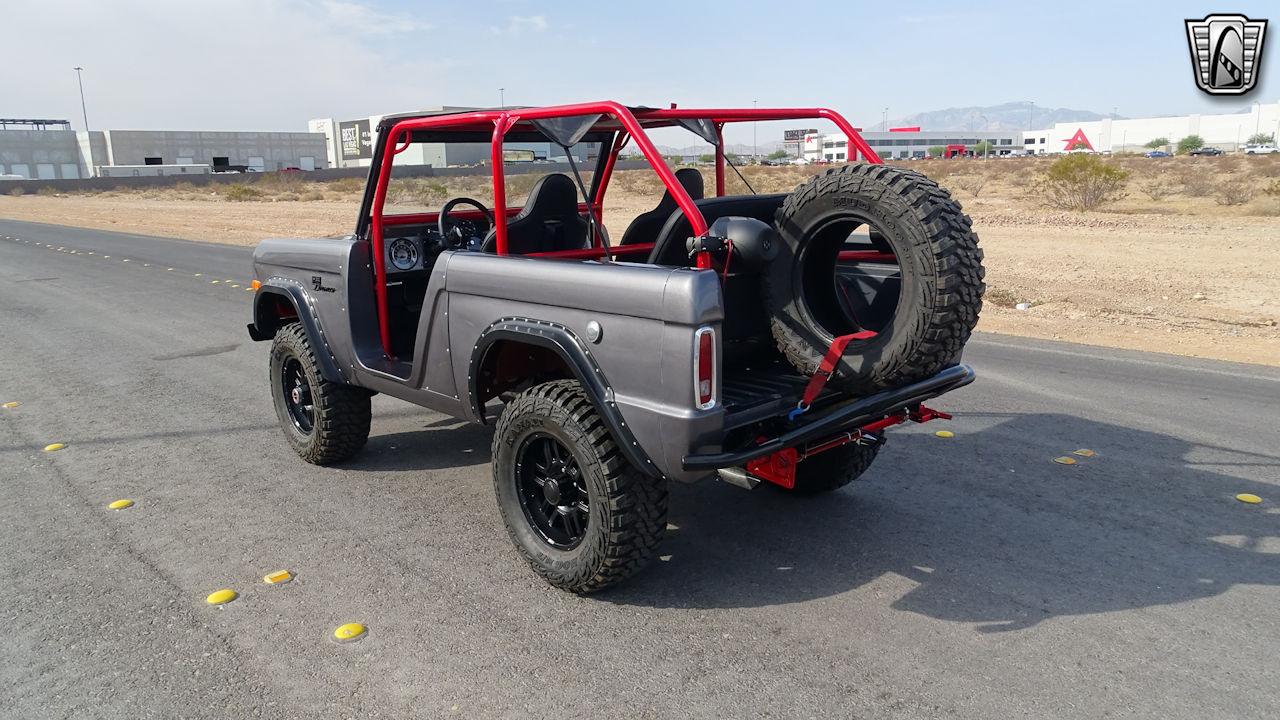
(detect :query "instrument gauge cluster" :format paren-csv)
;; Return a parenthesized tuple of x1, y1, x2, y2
(387, 236, 422, 272)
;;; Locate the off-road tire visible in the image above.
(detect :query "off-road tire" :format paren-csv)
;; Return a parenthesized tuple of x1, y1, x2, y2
(492, 380, 667, 593)
(269, 322, 371, 464)
(785, 442, 881, 495)
(765, 164, 985, 394)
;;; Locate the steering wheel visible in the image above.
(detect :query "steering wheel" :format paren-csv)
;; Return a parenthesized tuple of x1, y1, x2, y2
(438, 197, 495, 248)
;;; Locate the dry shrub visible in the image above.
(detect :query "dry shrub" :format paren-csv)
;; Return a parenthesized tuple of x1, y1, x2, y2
(1035, 154, 1130, 210)
(36, 186, 59, 197)
(301, 191, 326, 201)
(1178, 171, 1214, 197)
(7, 186, 25, 196)
(326, 177, 365, 194)
(389, 178, 449, 207)
(255, 171, 305, 192)
(951, 172, 991, 197)
(1213, 177, 1258, 206)
(1249, 156, 1280, 178)
(224, 184, 262, 201)
(1137, 175, 1177, 201)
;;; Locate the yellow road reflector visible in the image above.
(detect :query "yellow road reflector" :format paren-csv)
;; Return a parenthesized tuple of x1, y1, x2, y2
(333, 623, 367, 642)
(245, 287, 254, 292)
(1236, 493, 1263, 505)
(166, 267, 174, 271)
(194, 273, 202, 277)
(934, 430, 955, 438)
(210, 280, 220, 284)
(2, 401, 19, 409)
(1073, 449, 1096, 457)
(121, 258, 130, 262)
(263, 570, 293, 585)
(230, 284, 240, 288)
(108, 499, 134, 510)
(251, 279, 262, 290)
(43, 443, 65, 452)
(206, 588, 238, 606)
(102, 255, 110, 259)
(1052, 456, 1077, 465)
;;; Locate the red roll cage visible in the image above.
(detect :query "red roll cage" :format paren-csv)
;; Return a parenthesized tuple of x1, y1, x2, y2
(367, 101, 881, 358)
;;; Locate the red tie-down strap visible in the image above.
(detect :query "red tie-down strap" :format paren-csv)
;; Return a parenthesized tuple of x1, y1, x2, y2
(789, 331, 877, 420)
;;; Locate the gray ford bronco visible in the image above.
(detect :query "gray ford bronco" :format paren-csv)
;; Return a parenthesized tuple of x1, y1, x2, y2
(247, 102, 984, 592)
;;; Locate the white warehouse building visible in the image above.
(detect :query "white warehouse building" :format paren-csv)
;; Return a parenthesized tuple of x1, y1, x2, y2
(1022, 101, 1280, 154)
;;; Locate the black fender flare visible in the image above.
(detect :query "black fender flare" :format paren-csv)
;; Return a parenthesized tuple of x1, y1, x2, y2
(469, 318, 661, 478)
(247, 280, 345, 383)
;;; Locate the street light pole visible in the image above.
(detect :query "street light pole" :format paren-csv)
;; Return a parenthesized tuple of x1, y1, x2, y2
(753, 99, 758, 163)
(73, 67, 90, 132)
(499, 87, 505, 109)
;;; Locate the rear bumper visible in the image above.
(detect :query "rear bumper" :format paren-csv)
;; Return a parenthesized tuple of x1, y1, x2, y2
(681, 364, 975, 471)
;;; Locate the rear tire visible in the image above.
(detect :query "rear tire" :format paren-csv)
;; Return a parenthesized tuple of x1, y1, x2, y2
(492, 380, 667, 593)
(269, 323, 371, 465)
(785, 442, 881, 495)
(765, 164, 985, 394)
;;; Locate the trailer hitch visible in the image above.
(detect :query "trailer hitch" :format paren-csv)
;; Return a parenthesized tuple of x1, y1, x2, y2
(745, 403, 951, 490)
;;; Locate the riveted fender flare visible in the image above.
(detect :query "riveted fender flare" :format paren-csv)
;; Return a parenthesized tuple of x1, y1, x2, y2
(469, 318, 661, 479)
(247, 281, 345, 383)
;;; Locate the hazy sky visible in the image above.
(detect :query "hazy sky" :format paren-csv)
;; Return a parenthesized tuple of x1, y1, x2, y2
(3, 0, 1277, 144)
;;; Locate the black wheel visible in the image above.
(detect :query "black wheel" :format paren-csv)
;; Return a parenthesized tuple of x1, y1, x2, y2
(269, 323, 371, 465)
(785, 441, 881, 495)
(492, 380, 667, 593)
(765, 163, 985, 395)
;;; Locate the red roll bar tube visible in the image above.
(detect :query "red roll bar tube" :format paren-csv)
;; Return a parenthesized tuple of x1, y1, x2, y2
(367, 102, 881, 358)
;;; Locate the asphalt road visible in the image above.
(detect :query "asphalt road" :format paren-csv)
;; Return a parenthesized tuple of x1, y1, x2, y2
(2, 217, 1278, 719)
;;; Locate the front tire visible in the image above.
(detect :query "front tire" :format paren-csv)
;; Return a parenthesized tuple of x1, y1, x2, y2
(492, 380, 667, 593)
(269, 323, 371, 465)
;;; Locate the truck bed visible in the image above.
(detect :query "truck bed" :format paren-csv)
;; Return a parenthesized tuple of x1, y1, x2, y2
(721, 359, 842, 430)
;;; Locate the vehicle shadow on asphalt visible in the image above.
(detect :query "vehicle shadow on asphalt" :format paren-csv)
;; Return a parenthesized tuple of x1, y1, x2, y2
(604, 412, 1280, 631)
(344, 417, 495, 472)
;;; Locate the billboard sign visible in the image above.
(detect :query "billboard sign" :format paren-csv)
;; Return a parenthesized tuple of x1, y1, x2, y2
(783, 128, 818, 142)
(339, 119, 373, 161)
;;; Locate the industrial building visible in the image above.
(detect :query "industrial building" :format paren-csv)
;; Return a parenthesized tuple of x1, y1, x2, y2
(0, 119, 328, 179)
(309, 107, 589, 169)
(802, 129, 1022, 162)
(796, 100, 1280, 160)
(1021, 100, 1280, 154)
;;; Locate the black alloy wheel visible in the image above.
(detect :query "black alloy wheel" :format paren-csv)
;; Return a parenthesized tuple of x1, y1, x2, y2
(280, 356, 315, 434)
(515, 432, 590, 549)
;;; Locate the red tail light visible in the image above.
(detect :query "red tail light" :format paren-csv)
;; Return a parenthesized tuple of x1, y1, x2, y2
(694, 326, 716, 409)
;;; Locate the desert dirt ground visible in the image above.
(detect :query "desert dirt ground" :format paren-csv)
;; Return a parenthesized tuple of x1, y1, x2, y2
(2, 155, 1278, 366)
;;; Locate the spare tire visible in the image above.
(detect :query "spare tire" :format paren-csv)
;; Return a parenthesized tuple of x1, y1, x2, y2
(764, 164, 984, 395)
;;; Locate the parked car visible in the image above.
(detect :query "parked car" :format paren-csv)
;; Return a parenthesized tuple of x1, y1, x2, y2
(1144, 150, 1170, 158)
(1242, 144, 1278, 155)
(245, 101, 983, 593)
(1189, 147, 1223, 156)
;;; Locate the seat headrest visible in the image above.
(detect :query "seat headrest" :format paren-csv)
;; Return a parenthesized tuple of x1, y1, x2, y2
(519, 173, 580, 217)
(673, 167, 705, 201)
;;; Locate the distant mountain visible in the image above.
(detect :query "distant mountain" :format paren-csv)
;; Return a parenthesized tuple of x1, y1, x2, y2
(889, 102, 1117, 132)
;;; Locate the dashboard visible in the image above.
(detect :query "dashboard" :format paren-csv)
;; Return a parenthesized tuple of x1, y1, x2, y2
(387, 233, 429, 273)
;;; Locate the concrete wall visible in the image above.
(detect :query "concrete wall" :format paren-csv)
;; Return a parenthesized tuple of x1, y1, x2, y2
(1, 127, 331, 178)
(0, 129, 84, 179)
(0, 159, 652, 194)
(100, 130, 328, 170)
